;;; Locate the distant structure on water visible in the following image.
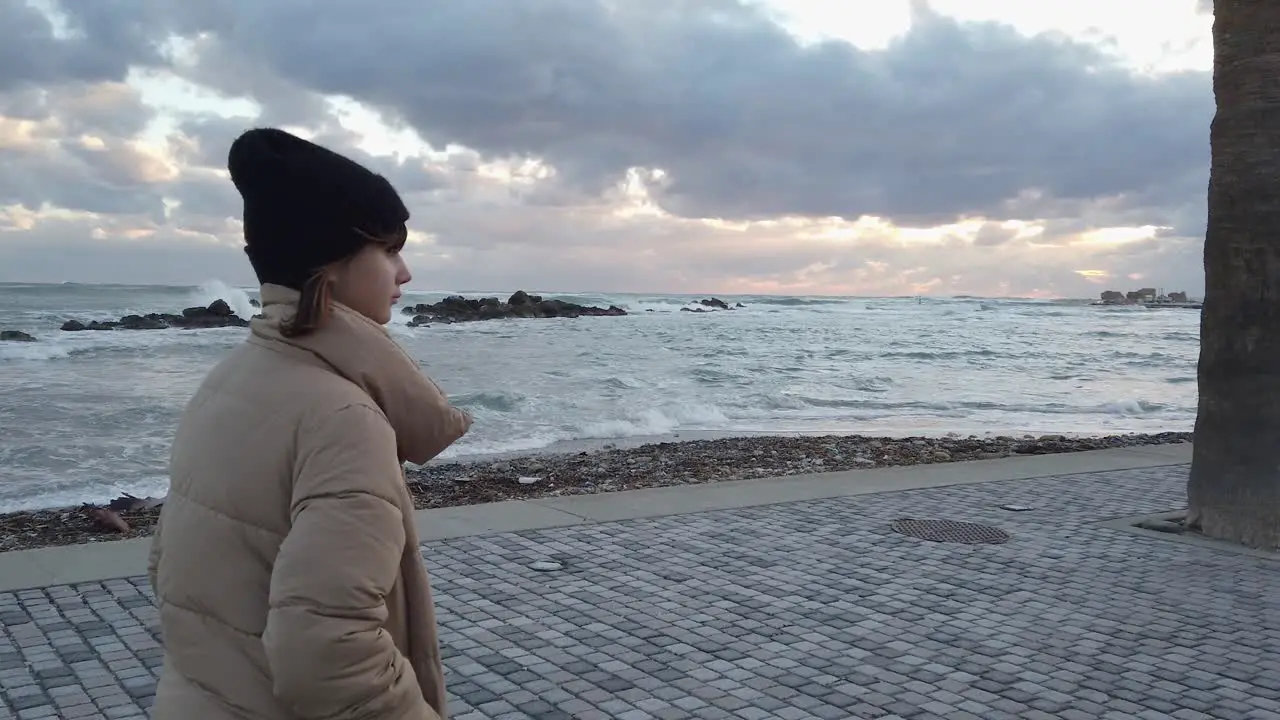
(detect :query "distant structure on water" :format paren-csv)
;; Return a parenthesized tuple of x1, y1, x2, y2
(1091, 287, 1202, 310)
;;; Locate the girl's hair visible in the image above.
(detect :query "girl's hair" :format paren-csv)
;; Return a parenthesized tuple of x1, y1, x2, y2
(279, 225, 408, 337)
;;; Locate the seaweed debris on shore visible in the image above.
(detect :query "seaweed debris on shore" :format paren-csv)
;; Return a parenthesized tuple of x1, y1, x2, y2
(0, 432, 1191, 552)
(1, 493, 164, 552)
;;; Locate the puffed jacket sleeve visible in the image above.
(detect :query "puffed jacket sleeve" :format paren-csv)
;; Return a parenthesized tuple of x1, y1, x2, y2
(409, 375, 472, 465)
(262, 403, 439, 720)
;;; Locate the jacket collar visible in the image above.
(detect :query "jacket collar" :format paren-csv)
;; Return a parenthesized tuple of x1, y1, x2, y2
(249, 283, 446, 464)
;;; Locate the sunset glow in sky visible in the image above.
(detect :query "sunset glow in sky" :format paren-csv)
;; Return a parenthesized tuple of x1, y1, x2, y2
(0, 0, 1214, 297)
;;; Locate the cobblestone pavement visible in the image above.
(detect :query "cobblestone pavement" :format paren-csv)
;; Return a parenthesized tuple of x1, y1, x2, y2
(2, 463, 1278, 719)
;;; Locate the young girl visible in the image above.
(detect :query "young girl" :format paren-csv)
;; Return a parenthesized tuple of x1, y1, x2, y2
(148, 128, 470, 720)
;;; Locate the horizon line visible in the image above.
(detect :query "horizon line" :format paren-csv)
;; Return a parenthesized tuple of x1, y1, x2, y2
(0, 280, 1203, 303)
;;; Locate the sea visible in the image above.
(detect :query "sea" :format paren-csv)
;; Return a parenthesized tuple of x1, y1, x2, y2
(0, 281, 1199, 513)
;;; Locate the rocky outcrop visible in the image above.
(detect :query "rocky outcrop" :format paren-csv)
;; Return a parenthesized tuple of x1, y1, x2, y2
(0, 330, 36, 342)
(61, 299, 252, 331)
(402, 291, 626, 326)
(681, 297, 746, 313)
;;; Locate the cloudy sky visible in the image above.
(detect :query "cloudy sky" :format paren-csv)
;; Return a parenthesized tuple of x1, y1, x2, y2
(0, 0, 1214, 297)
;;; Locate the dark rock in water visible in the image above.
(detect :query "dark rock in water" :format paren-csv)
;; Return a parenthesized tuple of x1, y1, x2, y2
(60, 299, 251, 331)
(119, 314, 168, 330)
(686, 295, 747, 310)
(250, 298, 262, 308)
(685, 297, 742, 312)
(0, 330, 36, 342)
(205, 299, 233, 316)
(60, 319, 113, 331)
(402, 290, 626, 326)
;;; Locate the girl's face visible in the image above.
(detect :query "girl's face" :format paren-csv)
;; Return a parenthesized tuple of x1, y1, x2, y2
(330, 242, 412, 325)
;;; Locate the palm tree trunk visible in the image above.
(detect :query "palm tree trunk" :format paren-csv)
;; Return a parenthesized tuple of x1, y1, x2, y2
(1188, 0, 1280, 548)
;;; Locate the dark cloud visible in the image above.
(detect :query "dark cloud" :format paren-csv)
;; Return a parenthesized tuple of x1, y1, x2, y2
(169, 114, 254, 169)
(0, 72, 166, 218)
(0, 0, 164, 91)
(0, 139, 166, 218)
(0, 0, 1214, 296)
(970, 222, 1020, 247)
(148, 0, 1212, 228)
(0, 80, 152, 137)
(0, 91, 450, 231)
(167, 33, 333, 128)
(305, 125, 452, 195)
(49, 82, 154, 137)
(163, 171, 239, 219)
(62, 140, 168, 187)
(173, 114, 451, 196)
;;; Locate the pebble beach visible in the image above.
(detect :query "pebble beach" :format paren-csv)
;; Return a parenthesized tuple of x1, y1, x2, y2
(0, 431, 1191, 552)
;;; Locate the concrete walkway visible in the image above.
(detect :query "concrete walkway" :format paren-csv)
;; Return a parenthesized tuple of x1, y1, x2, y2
(7, 442, 1279, 720)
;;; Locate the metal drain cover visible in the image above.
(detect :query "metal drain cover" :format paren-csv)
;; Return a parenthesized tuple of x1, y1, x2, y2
(891, 518, 1011, 545)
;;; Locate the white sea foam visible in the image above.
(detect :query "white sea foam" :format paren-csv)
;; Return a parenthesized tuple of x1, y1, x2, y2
(190, 280, 258, 320)
(0, 341, 73, 363)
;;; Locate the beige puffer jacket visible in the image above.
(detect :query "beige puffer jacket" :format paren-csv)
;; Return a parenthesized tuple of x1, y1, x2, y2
(148, 284, 471, 720)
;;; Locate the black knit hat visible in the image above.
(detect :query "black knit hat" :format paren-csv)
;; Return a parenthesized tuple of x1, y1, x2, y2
(228, 128, 410, 290)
